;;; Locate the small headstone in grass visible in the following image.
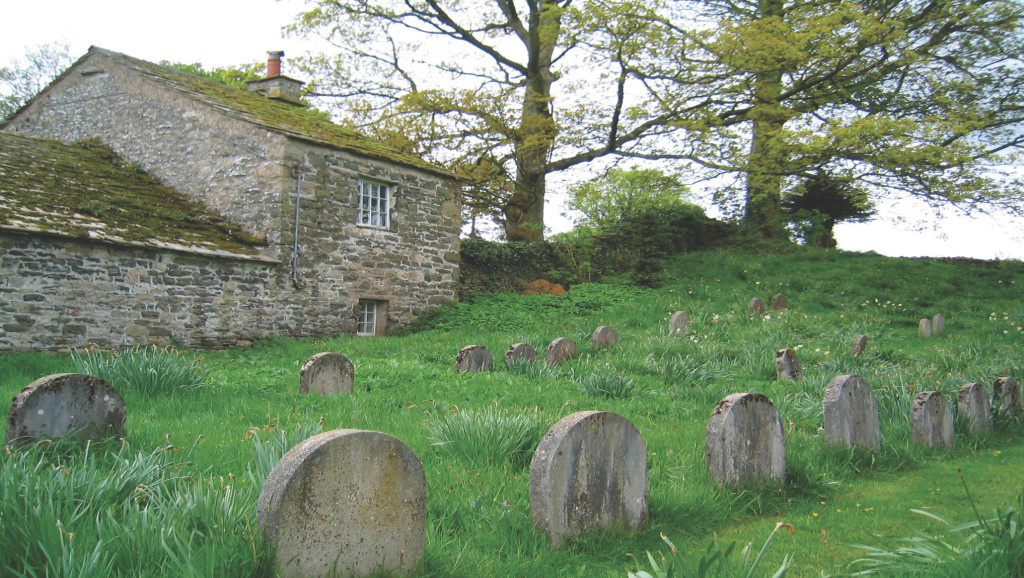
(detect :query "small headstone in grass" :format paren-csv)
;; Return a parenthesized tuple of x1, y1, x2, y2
(992, 377, 1022, 416)
(770, 293, 788, 311)
(455, 345, 493, 373)
(299, 352, 354, 396)
(910, 391, 954, 448)
(505, 343, 538, 362)
(918, 318, 932, 338)
(668, 311, 690, 335)
(851, 335, 868, 357)
(591, 326, 620, 349)
(932, 313, 945, 335)
(705, 393, 786, 487)
(823, 375, 881, 450)
(957, 383, 993, 433)
(775, 348, 804, 380)
(5, 373, 126, 444)
(530, 411, 648, 547)
(747, 298, 765, 316)
(546, 337, 578, 366)
(258, 429, 427, 578)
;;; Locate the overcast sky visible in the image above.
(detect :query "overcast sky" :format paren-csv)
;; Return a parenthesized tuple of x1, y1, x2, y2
(3, 0, 1023, 260)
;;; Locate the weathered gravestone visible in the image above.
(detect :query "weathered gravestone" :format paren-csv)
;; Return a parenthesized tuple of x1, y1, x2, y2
(770, 293, 788, 311)
(546, 337, 578, 366)
(932, 313, 945, 335)
(455, 345, 493, 373)
(910, 391, 954, 448)
(668, 311, 691, 335)
(505, 343, 538, 363)
(957, 383, 993, 433)
(706, 393, 786, 486)
(300, 352, 354, 396)
(591, 326, 620, 350)
(851, 335, 868, 357)
(747, 298, 765, 316)
(258, 429, 427, 578)
(823, 375, 881, 450)
(993, 377, 1022, 416)
(775, 348, 804, 380)
(530, 411, 647, 547)
(6, 373, 126, 444)
(918, 318, 932, 338)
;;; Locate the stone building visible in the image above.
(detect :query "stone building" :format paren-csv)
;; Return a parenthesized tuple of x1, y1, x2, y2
(1, 47, 461, 351)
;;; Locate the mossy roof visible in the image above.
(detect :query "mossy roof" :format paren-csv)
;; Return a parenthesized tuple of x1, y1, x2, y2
(0, 132, 270, 259)
(88, 47, 456, 179)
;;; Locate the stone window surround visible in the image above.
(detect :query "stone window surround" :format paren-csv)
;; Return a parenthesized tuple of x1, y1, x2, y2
(357, 299, 389, 336)
(356, 178, 392, 229)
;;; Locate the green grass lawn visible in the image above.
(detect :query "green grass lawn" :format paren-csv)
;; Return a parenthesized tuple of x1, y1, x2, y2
(2, 246, 1023, 576)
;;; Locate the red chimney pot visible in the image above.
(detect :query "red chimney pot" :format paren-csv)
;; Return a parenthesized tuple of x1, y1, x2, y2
(267, 50, 284, 77)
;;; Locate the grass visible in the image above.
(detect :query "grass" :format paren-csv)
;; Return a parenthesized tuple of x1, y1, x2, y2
(1, 246, 1023, 576)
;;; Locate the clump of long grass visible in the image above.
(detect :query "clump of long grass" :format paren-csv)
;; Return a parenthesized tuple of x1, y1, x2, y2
(627, 523, 794, 578)
(247, 422, 325, 486)
(71, 346, 210, 396)
(504, 355, 557, 378)
(428, 407, 544, 467)
(578, 372, 640, 399)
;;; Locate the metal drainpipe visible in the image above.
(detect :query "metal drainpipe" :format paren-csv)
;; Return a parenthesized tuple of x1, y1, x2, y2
(290, 167, 305, 289)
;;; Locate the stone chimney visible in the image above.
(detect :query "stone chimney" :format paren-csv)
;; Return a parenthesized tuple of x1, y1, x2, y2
(247, 50, 305, 105)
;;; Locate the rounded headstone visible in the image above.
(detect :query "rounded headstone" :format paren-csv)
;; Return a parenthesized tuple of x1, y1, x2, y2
(505, 343, 538, 363)
(993, 377, 1022, 416)
(932, 313, 945, 335)
(668, 311, 690, 335)
(530, 411, 648, 547)
(747, 298, 765, 316)
(258, 429, 427, 578)
(851, 335, 868, 357)
(957, 383, 993, 433)
(546, 337, 578, 366)
(775, 348, 804, 380)
(918, 318, 932, 338)
(591, 326, 620, 350)
(770, 293, 788, 311)
(6, 373, 126, 444)
(455, 345, 493, 372)
(823, 375, 881, 450)
(300, 352, 355, 396)
(910, 391, 954, 448)
(705, 393, 786, 486)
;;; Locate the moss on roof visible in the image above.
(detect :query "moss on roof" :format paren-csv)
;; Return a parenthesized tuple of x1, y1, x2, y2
(0, 132, 268, 258)
(93, 47, 455, 178)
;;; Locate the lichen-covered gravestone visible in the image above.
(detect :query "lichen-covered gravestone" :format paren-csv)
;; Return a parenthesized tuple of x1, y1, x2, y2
(910, 391, 954, 448)
(932, 313, 945, 335)
(775, 348, 804, 380)
(770, 293, 788, 311)
(505, 343, 538, 363)
(993, 377, 1022, 416)
(747, 298, 765, 316)
(258, 429, 427, 578)
(918, 318, 932, 338)
(546, 337, 578, 366)
(668, 311, 690, 335)
(530, 411, 647, 547)
(822, 375, 881, 450)
(455, 345, 493, 372)
(300, 352, 355, 396)
(6, 373, 126, 444)
(705, 393, 786, 486)
(851, 335, 868, 357)
(591, 326, 620, 350)
(957, 383, 993, 433)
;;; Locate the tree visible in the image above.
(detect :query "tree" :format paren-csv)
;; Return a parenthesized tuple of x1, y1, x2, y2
(783, 171, 874, 247)
(290, 0, 691, 241)
(568, 166, 691, 227)
(0, 43, 73, 121)
(161, 61, 264, 89)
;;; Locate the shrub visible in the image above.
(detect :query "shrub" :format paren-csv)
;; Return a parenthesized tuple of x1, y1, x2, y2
(70, 346, 210, 396)
(428, 407, 545, 467)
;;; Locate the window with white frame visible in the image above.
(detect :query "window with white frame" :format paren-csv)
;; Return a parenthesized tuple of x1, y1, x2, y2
(357, 300, 381, 336)
(357, 179, 390, 228)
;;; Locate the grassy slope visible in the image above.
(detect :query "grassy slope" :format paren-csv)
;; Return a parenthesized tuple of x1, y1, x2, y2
(1, 246, 1023, 576)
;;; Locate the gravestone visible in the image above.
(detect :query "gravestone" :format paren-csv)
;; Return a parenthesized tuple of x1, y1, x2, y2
(775, 348, 804, 380)
(822, 375, 881, 450)
(957, 383, 993, 433)
(300, 352, 355, 396)
(546, 337, 578, 366)
(591, 326, 620, 350)
(6, 373, 126, 444)
(530, 411, 647, 547)
(770, 293, 788, 311)
(932, 313, 945, 335)
(993, 377, 1022, 416)
(455, 345, 493, 373)
(505, 343, 538, 363)
(258, 429, 427, 578)
(668, 311, 691, 335)
(747, 298, 765, 316)
(851, 335, 868, 357)
(918, 318, 932, 338)
(705, 393, 786, 486)
(910, 391, 954, 448)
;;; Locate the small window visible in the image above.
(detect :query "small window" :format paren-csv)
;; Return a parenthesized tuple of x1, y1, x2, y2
(357, 301, 377, 336)
(357, 179, 390, 228)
